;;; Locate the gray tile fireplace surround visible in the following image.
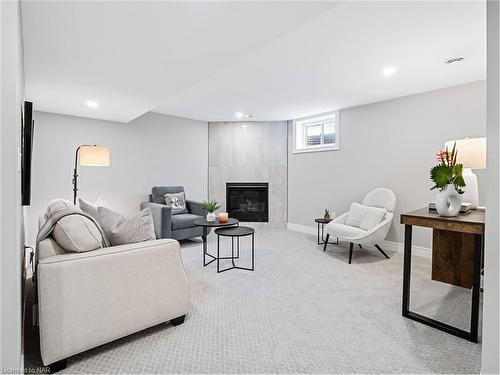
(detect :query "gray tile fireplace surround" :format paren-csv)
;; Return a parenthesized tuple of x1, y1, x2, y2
(208, 121, 287, 224)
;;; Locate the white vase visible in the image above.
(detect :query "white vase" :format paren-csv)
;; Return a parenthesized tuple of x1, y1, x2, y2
(206, 212, 216, 222)
(435, 184, 462, 217)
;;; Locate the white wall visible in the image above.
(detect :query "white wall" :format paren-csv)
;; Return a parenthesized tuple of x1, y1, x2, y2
(288, 81, 486, 248)
(27, 111, 208, 245)
(0, 0, 25, 370)
(482, 1, 500, 373)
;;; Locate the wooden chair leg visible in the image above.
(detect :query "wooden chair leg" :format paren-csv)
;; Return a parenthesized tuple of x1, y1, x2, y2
(349, 242, 354, 264)
(323, 234, 330, 251)
(375, 244, 390, 259)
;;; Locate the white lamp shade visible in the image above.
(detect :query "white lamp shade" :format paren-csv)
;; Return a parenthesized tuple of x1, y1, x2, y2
(79, 146, 110, 166)
(444, 137, 486, 169)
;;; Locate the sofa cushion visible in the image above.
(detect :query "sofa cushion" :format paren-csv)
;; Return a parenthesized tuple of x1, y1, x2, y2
(164, 192, 188, 214)
(171, 213, 201, 230)
(151, 186, 185, 204)
(97, 206, 156, 246)
(345, 202, 386, 231)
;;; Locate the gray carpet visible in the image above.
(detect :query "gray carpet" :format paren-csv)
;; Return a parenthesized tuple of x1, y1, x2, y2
(28, 228, 482, 373)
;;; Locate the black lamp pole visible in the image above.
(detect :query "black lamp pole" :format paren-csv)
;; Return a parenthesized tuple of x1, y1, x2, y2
(72, 144, 95, 204)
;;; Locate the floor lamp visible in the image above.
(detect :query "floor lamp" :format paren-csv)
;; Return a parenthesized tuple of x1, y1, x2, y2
(445, 137, 486, 209)
(73, 145, 110, 204)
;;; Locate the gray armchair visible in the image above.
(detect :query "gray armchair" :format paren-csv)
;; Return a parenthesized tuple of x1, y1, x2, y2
(141, 186, 209, 240)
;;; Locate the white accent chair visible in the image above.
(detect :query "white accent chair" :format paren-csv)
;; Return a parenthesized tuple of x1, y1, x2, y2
(323, 188, 397, 264)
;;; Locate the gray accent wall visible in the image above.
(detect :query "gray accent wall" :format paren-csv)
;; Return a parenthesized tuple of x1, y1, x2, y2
(288, 80, 486, 248)
(28, 111, 208, 245)
(208, 121, 287, 223)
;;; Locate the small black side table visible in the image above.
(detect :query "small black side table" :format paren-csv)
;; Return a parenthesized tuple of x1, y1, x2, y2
(315, 218, 338, 245)
(214, 226, 255, 273)
(194, 218, 239, 267)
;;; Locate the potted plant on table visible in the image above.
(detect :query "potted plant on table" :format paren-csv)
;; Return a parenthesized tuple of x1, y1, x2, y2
(430, 142, 466, 217)
(201, 199, 220, 222)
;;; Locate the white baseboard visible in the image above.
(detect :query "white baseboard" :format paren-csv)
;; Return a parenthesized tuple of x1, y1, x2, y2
(287, 222, 431, 258)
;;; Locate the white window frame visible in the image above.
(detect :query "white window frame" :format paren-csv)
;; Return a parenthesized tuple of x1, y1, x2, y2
(293, 111, 340, 154)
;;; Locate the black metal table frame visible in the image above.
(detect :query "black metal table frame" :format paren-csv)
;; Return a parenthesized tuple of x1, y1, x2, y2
(402, 224, 482, 343)
(216, 230, 255, 273)
(316, 220, 339, 245)
(201, 223, 239, 267)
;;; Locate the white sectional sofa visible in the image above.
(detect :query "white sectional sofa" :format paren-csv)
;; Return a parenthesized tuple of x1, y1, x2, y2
(36, 237, 189, 369)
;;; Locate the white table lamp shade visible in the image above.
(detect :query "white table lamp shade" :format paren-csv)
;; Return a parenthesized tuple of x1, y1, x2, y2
(444, 137, 486, 209)
(79, 146, 110, 166)
(444, 137, 486, 169)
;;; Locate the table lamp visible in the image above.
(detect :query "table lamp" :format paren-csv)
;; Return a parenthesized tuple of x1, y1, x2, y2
(445, 137, 486, 209)
(73, 145, 110, 204)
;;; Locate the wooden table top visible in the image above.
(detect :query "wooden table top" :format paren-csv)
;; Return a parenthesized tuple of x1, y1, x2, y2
(400, 208, 485, 234)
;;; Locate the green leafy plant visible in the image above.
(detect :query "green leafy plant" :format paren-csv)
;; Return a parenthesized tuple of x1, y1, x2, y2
(430, 142, 466, 193)
(201, 199, 220, 213)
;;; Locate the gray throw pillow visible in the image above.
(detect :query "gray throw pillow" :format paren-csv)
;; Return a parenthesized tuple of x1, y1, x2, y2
(97, 206, 156, 246)
(164, 192, 188, 214)
(78, 197, 108, 219)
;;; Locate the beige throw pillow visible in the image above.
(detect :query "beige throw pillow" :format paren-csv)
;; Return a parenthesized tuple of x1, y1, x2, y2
(52, 215, 103, 253)
(44, 198, 103, 253)
(97, 206, 156, 246)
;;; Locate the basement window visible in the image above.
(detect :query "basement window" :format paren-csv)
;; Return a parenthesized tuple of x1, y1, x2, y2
(293, 111, 339, 153)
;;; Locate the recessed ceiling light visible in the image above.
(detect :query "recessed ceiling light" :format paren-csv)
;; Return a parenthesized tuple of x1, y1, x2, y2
(86, 100, 98, 108)
(445, 57, 464, 64)
(382, 66, 396, 76)
(235, 111, 254, 119)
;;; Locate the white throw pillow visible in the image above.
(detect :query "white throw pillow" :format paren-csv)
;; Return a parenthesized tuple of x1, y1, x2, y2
(97, 206, 156, 246)
(44, 198, 103, 253)
(345, 202, 386, 231)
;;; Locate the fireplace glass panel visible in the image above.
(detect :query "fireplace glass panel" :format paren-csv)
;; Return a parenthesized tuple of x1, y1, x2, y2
(226, 182, 269, 222)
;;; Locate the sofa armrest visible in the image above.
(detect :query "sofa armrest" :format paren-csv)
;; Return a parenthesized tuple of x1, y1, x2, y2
(141, 202, 172, 239)
(37, 239, 189, 365)
(186, 200, 207, 217)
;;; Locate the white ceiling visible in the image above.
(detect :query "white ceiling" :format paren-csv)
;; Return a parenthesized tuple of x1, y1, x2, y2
(22, 1, 486, 123)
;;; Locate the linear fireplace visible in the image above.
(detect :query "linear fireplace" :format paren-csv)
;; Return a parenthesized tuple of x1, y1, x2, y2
(226, 182, 269, 222)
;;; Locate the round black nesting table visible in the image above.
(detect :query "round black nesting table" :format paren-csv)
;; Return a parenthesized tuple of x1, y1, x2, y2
(214, 226, 255, 273)
(193, 218, 239, 267)
(314, 218, 339, 245)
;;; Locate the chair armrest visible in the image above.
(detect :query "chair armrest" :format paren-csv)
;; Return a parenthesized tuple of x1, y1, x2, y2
(37, 239, 189, 365)
(141, 202, 172, 239)
(332, 212, 349, 224)
(347, 216, 393, 244)
(186, 200, 207, 217)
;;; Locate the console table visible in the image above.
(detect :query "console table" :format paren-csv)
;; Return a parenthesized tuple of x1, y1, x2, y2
(400, 208, 484, 342)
